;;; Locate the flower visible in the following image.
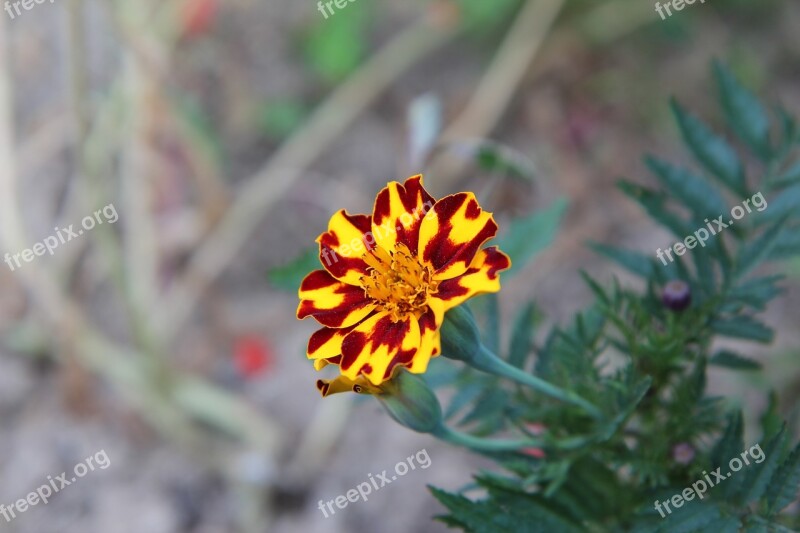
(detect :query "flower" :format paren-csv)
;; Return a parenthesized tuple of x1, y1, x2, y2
(297, 175, 510, 396)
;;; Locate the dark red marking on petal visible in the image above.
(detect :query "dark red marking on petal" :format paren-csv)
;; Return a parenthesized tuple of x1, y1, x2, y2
(464, 198, 481, 220)
(298, 284, 372, 328)
(372, 176, 435, 255)
(340, 315, 416, 375)
(421, 193, 498, 274)
(300, 269, 340, 292)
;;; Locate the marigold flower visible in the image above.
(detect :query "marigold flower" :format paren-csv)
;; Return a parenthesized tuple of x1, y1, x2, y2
(297, 175, 510, 396)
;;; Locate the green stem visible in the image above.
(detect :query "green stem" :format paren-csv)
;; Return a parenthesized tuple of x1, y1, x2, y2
(473, 344, 604, 420)
(432, 424, 596, 452)
(433, 424, 544, 452)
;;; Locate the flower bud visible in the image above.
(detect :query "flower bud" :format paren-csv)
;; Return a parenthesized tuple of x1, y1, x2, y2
(662, 280, 691, 312)
(439, 305, 481, 363)
(377, 370, 442, 434)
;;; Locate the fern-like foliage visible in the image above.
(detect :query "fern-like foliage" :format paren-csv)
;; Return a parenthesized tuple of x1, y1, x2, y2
(430, 62, 800, 532)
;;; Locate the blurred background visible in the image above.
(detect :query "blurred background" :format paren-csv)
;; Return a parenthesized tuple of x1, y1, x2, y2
(0, 0, 798, 531)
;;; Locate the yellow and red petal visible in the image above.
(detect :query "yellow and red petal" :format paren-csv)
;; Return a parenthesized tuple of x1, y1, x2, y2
(297, 269, 376, 328)
(418, 192, 499, 280)
(371, 175, 435, 255)
(407, 301, 443, 374)
(316, 375, 383, 397)
(339, 312, 421, 385)
(306, 325, 355, 362)
(434, 246, 510, 311)
(317, 209, 373, 285)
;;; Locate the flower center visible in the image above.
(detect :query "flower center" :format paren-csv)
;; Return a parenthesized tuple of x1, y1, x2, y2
(361, 243, 438, 322)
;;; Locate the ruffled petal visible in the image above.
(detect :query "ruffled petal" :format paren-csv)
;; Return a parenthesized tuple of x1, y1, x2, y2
(418, 192, 499, 280)
(297, 269, 376, 328)
(340, 312, 422, 385)
(434, 246, 510, 311)
(408, 299, 444, 374)
(370, 175, 435, 255)
(316, 375, 383, 397)
(317, 209, 373, 286)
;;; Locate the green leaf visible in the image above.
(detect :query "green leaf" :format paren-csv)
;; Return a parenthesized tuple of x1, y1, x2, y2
(588, 242, 655, 279)
(726, 274, 785, 311)
(710, 316, 773, 343)
(259, 99, 307, 138)
(735, 216, 789, 279)
(709, 350, 762, 371)
(757, 184, 800, 224)
(496, 198, 567, 276)
(738, 426, 787, 504)
(268, 246, 320, 292)
(484, 293, 500, 356)
(713, 61, 772, 160)
(671, 98, 746, 195)
(645, 156, 729, 221)
(771, 160, 800, 188)
(712, 411, 744, 472)
(765, 441, 800, 515)
(618, 180, 695, 238)
(447, 139, 537, 181)
(303, 3, 368, 83)
(430, 485, 584, 533)
(655, 500, 721, 532)
(508, 302, 536, 369)
(445, 378, 488, 420)
(769, 225, 800, 259)
(694, 515, 743, 533)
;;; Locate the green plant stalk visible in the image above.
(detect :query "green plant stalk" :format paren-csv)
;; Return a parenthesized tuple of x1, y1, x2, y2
(472, 344, 604, 420)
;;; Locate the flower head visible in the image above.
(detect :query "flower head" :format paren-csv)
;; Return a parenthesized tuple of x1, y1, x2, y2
(297, 175, 510, 395)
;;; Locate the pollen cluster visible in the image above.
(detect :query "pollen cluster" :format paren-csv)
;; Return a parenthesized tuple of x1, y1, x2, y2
(361, 243, 439, 322)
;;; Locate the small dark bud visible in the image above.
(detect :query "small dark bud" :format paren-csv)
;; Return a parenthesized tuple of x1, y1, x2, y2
(662, 280, 691, 311)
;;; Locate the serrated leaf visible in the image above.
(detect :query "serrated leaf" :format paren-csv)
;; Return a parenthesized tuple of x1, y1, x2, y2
(757, 184, 800, 224)
(430, 485, 584, 533)
(268, 246, 320, 292)
(710, 316, 773, 343)
(496, 198, 567, 276)
(618, 180, 694, 238)
(726, 274, 785, 311)
(588, 242, 655, 279)
(710, 350, 762, 371)
(739, 426, 787, 504)
(694, 515, 743, 533)
(713, 61, 772, 160)
(645, 156, 729, 221)
(671, 98, 746, 195)
(713, 411, 744, 472)
(769, 225, 800, 259)
(508, 302, 536, 369)
(484, 292, 500, 355)
(764, 441, 800, 515)
(444, 379, 487, 420)
(771, 160, 800, 188)
(735, 216, 789, 279)
(655, 500, 721, 532)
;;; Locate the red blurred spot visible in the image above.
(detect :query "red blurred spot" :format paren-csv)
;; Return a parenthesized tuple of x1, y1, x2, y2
(182, 0, 218, 38)
(234, 336, 272, 378)
(521, 447, 546, 459)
